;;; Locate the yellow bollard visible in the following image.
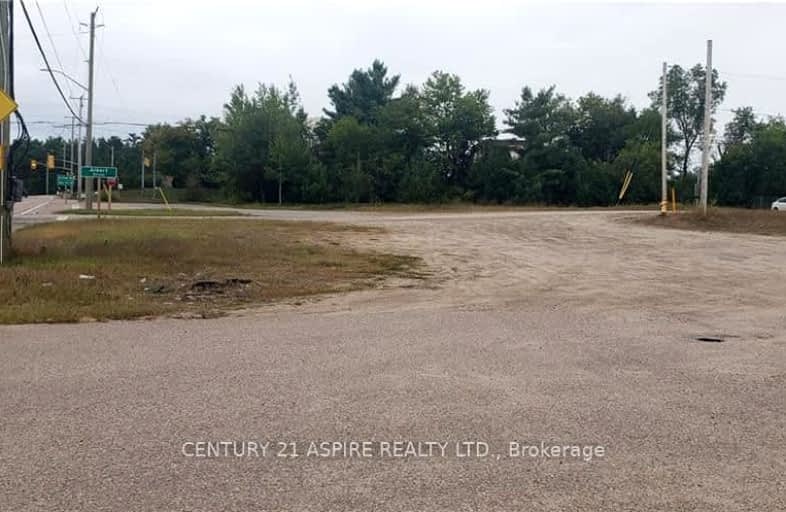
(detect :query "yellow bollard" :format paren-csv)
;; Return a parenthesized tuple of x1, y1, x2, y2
(157, 187, 172, 211)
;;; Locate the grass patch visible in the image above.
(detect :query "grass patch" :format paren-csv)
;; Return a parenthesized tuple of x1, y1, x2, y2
(0, 219, 418, 324)
(634, 208, 786, 237)
(61, 208, 247, 217)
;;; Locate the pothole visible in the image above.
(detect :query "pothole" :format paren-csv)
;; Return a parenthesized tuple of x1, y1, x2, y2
(694, 336, 726, 343)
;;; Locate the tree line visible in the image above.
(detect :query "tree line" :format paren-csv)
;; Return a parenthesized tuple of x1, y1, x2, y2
(18, 59, 786, 206)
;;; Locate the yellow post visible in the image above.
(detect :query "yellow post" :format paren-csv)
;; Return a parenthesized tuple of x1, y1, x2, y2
(157, 187, 172, 211)
(618, 170, 634, 202)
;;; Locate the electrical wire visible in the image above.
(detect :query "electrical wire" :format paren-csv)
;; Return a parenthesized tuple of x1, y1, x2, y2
(10, 111, 31, 176)
(62, 0, 87, 60)
(720, 108, 784, 119)
(18, 0, 85, 124)
(34, 0, 74, 98)
(97, 28, 123, 103)
(724, 71, 786, 82)
(22, 120, 150, 127)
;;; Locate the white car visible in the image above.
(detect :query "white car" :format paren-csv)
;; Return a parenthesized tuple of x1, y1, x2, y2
(772, 197, 786, 211)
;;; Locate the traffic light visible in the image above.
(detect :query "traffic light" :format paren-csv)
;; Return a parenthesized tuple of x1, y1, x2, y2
(47, 154, 55, 170)
(30, 159, 37, 171)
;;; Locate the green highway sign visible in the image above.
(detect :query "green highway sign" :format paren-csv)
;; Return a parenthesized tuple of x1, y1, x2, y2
(57, 175, 74, 187)
(81, 166, 118, 178)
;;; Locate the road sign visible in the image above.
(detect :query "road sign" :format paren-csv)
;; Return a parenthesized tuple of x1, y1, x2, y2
(81, 166, 118, 178)
(57, 175, 75, 187)
(0, 89, 17, 122)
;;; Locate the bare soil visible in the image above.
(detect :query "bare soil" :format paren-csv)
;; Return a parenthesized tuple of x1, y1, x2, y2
(636, 207, 786, 237)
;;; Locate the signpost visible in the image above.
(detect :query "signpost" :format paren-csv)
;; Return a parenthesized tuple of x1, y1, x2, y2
(57, 175, 75, 188)
(80, 166, 117, 178)
(57, 175, 75, 204)
(81, 167, 117, 218)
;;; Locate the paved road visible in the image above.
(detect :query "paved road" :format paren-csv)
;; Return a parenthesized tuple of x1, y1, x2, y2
(1, 206, 784, 511)
(8, 194, 65, 231)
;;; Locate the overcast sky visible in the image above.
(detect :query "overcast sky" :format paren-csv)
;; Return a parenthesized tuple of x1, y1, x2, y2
(13, 0, 786, 140)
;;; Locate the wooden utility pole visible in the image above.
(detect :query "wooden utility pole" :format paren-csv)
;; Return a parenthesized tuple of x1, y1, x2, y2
(661, 62, 668, 213)
(699, 40, 713, 215)
(84, 8, 98, 210)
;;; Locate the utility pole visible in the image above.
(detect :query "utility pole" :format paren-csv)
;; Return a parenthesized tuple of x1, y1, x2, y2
(69, 115, 74, 172)
(152, 150, 157, 189)
(0, 0, 12, 265)
(699, 40, 712, 215)
(68, 115, 75, 196)
(83, 8, 98, 210)
(110, 145, 114, 166)
(140, 151, 144, 195)
(71, 95, 84, 199)
(661, 61, 668, 214)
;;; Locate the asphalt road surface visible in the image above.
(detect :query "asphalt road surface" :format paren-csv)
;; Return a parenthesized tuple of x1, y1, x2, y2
(8, 194, 63, 231)
(1, 203, 784, 511)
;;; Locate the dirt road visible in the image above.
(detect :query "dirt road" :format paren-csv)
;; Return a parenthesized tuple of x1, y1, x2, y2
(2, 209, 784, 511)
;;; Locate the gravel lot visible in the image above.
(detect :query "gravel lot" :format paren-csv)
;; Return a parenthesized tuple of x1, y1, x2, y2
(2, 208, 784, 511)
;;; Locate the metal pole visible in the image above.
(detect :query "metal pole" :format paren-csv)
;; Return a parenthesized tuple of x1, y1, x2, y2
(69, 115, 75, 197)
(84, 8, 97, 210)
(110, 145, 114, 166)
(152, 150, 157, 189)
(75, 96, 83, 200)
(661, 62, 668, 213)
(61, 141, 66, 198)
(699, 40, 712, 215)
(140, 151, 144, 196)
(0, 0, 11, 265)
(69, 116, 74, 171)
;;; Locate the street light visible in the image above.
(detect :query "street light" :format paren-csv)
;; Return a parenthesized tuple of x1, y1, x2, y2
(39, 68, 88, 92)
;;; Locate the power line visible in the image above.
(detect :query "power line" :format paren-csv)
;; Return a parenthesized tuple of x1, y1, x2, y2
(18, 0, 85, 123)
(96, 25, 123, 102)
(724, 71, 786, 82)
(34, 0, 73, 98)
(62, 0, 87, 59)
(720, 107, 783, 119)
(23, 120, 150, 127)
